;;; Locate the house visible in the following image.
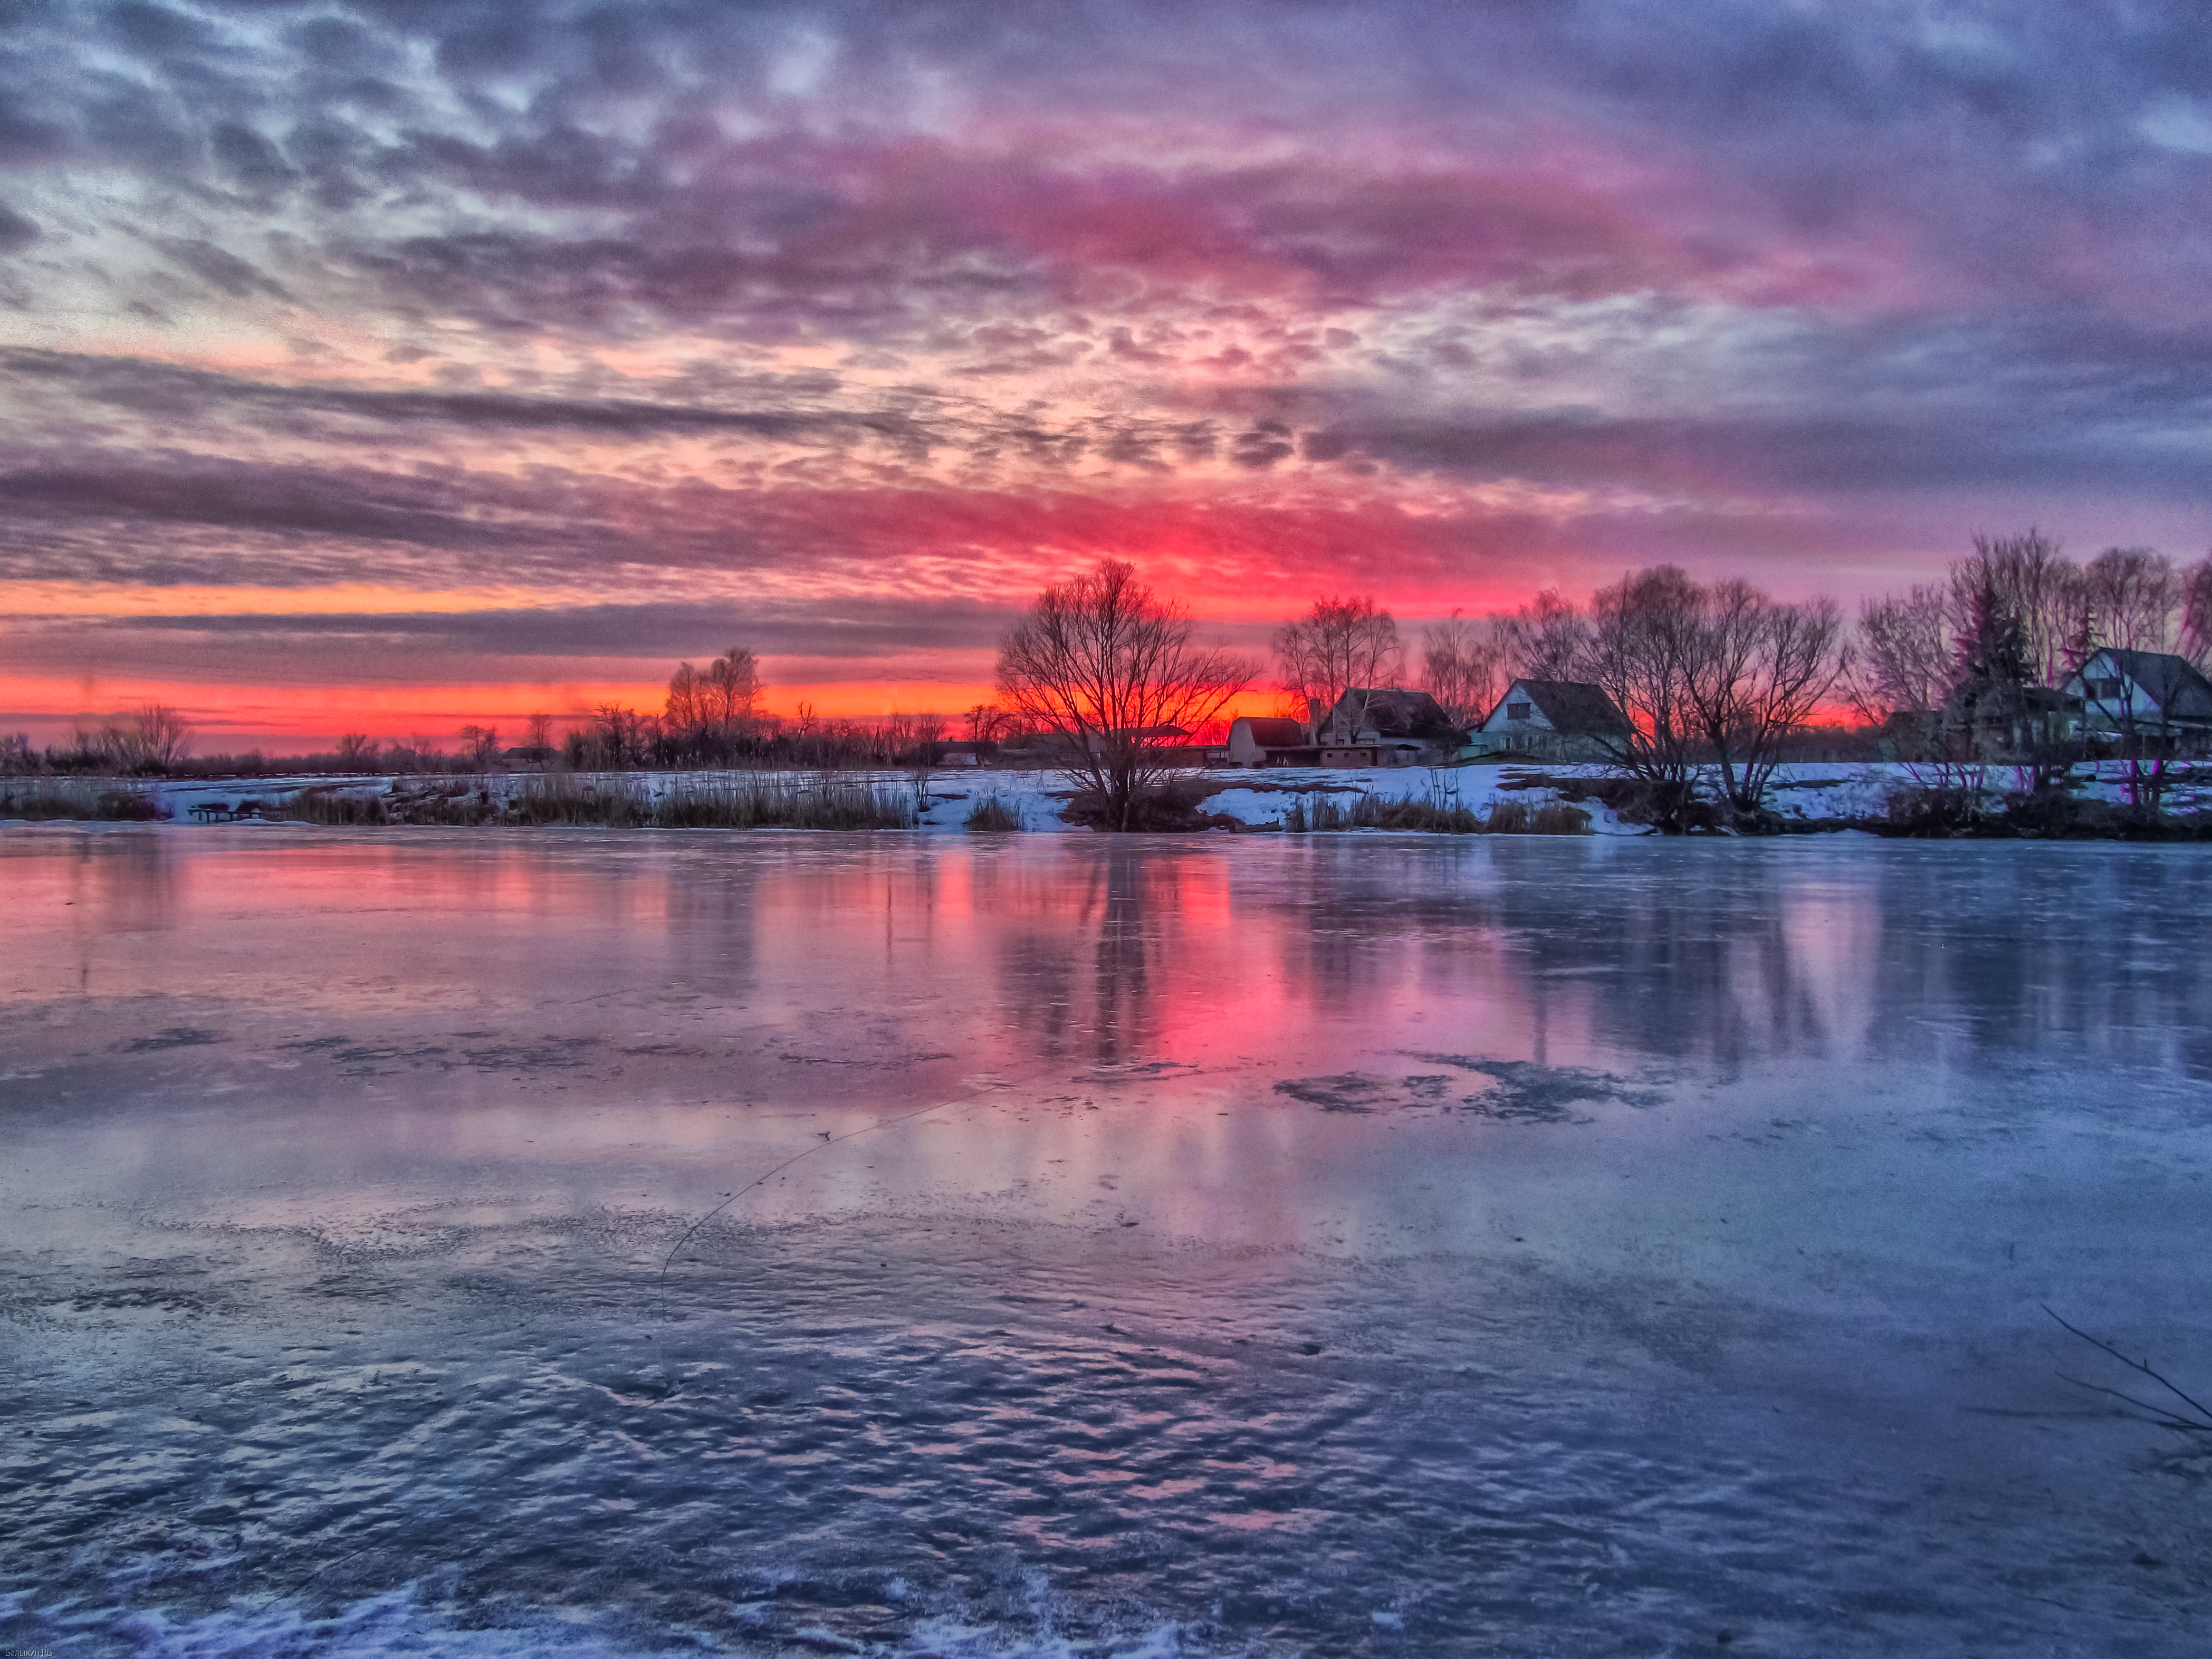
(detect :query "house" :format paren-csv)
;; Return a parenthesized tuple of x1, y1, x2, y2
(1227, 716, 1319, 767)
(1468, 680, 1632, 762)
(2058, 648, 2212, 750)
(1312, 688, 1463, 766)
(1944, 680, 2080, 757)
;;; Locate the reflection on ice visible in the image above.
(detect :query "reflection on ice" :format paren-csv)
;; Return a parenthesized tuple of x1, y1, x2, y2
(3, 828, 2210, 1655)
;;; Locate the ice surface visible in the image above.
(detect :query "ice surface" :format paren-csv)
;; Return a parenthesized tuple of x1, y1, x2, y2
(3, 828, 2210, 1655)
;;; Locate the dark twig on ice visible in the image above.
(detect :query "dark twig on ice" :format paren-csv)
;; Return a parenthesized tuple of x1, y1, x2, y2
(2044, 1305, 2212, 1432)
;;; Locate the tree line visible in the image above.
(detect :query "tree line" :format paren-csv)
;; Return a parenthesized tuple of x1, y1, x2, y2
(5, 537, 2204, 812)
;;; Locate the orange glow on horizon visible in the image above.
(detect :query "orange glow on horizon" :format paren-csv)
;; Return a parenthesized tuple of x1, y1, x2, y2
(2, 669, 1291, 749)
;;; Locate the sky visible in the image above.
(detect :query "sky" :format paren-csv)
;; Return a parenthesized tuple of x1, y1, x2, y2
(3, 0, 2210, 750)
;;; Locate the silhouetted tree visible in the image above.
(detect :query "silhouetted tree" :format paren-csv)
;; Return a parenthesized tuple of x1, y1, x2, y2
(2081, 546, 2181, 655)
(1420, 610, 1507, 727)
(1273, 595, 1399, 734)
(1684, 579, 1844, 812)
(1580, 568, 1706, 828)
(1952, 529, 2082, 687)
(1495, 590, 1590, 682)
(666, 647, 764, 761)
(459, 725, 502, 769)
(998, 559, 1251, 831)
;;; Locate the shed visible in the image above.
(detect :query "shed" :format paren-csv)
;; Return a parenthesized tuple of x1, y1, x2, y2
(1228, 716, 1319, 767)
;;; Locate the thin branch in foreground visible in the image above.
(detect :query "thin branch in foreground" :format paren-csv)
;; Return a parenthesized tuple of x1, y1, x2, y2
(2044, 1305, 2212, 1431)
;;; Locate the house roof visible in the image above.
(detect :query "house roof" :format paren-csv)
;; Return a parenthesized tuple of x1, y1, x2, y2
(2076, 649, 2212, 719)
(1332, 687, 1461, 739)
(1234, 717, 1310, 747)
(1501, 680, 1634, 737)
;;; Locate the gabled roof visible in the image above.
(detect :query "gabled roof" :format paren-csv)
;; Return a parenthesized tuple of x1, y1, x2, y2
(1234, 717, 1310, 747)
(1499, 679, 1633, 737)
(2073, 648, 2212, 719)
(1332, 687, 1461, 739)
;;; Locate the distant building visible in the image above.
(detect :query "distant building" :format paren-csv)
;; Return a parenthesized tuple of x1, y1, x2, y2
(1468, 680, 1632, 762)
(2057, 648, 2212, 750)
(1084, 724, 1189, 756)
(1313, 688, 1463, 766)
(931, 740, 1000, 768)
(1943, 680, 2080, 757)
(1227, 716, 1319, 767)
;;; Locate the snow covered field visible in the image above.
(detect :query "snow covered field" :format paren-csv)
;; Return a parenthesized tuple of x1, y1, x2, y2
(27, 755, 2212, 832)
(4, 829, 2210, 1655)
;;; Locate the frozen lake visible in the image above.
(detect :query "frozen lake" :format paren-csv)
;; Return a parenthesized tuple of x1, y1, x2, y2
(4, 828, 2209, 1656)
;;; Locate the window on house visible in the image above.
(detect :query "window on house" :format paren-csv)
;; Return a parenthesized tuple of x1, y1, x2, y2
(1507, 702, 1532, 722)
(2091, 677, 2123, 700)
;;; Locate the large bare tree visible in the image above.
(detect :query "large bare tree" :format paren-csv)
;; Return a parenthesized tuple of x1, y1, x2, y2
(997, 559, 1251, 831)
(1419, 610, 1507, 727)
(666, 646, 763, 759)
(2081, 546, 2181, 655)
(1578, 569, 1841, 821)
(1495, 589, 1590, 682)
(1844, 586, 1955, 724)
(1683, 579, 1844, 811)
(1272, 595, 1400, 736)
(1952, 530, 2083, 686)
(1580, 568, 1706, 825)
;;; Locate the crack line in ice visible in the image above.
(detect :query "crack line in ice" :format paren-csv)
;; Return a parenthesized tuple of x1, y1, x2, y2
(656, 1070, 1044, 1277)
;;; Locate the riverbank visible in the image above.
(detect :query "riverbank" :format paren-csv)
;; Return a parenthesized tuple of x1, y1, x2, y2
(5, 759, 2210, 837)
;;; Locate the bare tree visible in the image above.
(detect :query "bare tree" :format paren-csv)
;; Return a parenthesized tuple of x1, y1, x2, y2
(1683, 580, 1844, 812)
(1843, 586, 1955, 726)
(2184, 555, 2212, 671)
(1954, 530, 2083, 686)
(525, 712, 556, 753)
(88, 705, 194, 773)
(580, 705, 653, 769)
(1495, 590, 1590, 682)
(1580, 568, 1706, 829)
(1273, 595, 1400, 735)
(459, 724, 503, 770)
(998, 559, 1251, 831)
(400, 733, 448, 773)
(666, 646, 764, 761)
(2081, 546, 2180, 655)
(334, 732, 377, 765)
(1420, 610, 1507, 727)
(965, 703, 1018, 744)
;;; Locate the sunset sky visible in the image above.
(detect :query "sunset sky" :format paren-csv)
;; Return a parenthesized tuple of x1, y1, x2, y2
(4, 1, 2210, 750)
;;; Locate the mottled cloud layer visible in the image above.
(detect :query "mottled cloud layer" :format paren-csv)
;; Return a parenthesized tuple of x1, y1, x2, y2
(2, 1, 2208, 738)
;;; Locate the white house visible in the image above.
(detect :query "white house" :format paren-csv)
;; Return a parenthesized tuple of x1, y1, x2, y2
(1469, 679, 1632, 762)
(2057, 648, 2212, 747)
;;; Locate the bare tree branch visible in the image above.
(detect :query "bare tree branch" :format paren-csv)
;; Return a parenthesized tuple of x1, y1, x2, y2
(2045, 1305, 2212, 1431)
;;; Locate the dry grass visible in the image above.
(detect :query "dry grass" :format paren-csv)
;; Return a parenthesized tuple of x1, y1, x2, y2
(312, 772, 923, 830)
(963, 793, 1024, 831)
(1485, 800, 1592, 835)
(0, 781, 166, 821)
(1285, 790, 1589, 835)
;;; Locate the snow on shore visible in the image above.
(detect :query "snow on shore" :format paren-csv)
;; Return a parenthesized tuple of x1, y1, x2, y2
(9, 756, 2200, 833)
